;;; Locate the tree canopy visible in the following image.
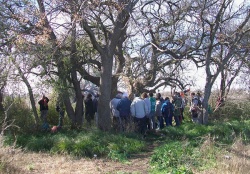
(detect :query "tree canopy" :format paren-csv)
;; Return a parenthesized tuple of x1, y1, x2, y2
(0, 0, 249, 130)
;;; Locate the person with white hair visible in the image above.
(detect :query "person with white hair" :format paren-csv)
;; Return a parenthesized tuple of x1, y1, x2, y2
(110, 93, 122, 131)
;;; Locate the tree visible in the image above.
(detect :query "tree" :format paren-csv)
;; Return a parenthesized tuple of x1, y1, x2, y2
(189, 0, 250, 124)
(79, 0, 139, 130)
(120, 0, 197, 94)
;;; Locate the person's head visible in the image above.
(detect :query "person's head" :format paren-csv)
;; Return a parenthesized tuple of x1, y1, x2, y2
(165, 97, 169, 101)
(156, 93, 161, 100)
(134, 92, 140, 97)
(141, 92, 148, 99)
(149, 92, 154, 97)
(191, 92, 195, 98)
(87, 93, 92, 99)
(129, 93, 134, 100)
(116, 93, 122, 99)
(197, 92, 201, 97)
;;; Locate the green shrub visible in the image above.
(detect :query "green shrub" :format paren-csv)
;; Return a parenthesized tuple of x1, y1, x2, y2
(212, 100, 250, 121)
(5, 129, 145, 161)
(1, 96, 35, 134)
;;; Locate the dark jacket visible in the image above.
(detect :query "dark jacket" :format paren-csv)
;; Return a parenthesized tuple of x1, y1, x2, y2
(161, 100, 174, 118)
(38, 97, 49, 111)
(85, 98, 94, 115)
(116, 97, 132, 117)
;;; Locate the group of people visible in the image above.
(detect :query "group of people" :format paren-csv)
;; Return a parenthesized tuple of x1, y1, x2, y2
(110, 91, 184, 136)
(38, 93, 99, 131)
(38, 90, 204, 134)
(110, 90, 205, 136)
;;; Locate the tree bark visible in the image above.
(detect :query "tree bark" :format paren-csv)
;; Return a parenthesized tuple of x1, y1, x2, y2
(98, 56, 113, 131)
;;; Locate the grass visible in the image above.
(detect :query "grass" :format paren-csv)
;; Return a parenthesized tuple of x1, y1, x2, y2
(4, 129, 145, 162)
(3, 118, 250, 173)
(2, 99, 250, 173)
(148, 100, 250, 174)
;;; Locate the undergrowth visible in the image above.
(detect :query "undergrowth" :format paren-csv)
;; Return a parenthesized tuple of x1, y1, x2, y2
(3, 129, 145, 162)
(2, 99, 250, 173)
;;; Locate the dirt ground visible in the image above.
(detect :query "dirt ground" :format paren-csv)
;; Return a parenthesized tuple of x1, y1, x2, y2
(0, 137, 250, 174)
(0, 145, 152, 174)
(2, 143, 250, 174)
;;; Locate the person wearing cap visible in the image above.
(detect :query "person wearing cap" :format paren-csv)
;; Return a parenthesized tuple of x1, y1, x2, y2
(116, 92, 132, 131)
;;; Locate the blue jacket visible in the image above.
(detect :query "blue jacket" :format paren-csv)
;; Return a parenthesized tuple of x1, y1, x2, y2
(161, 100, 174, 117)
(116, 97, 132, 117)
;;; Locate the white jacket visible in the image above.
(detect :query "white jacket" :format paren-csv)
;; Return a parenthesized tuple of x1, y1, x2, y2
(130, 97, 147, 118)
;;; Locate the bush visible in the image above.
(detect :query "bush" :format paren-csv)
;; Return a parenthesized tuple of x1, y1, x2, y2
(212, 100, 250, 121)
(4, 129, 145, 161)
(1, 96, 35, 134)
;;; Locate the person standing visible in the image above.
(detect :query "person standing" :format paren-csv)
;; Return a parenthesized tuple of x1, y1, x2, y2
(110, 93, 122, 131)
(38, 94, 49, 124)
(116, 92, 132, 132)
(85, 93, 95, 126)
(155, 93, 164, 129)
(92, 93, 99, 126)
(197, 92, 204, 110)
(141, 92, 151, 130)
(190, 92, 200, 123)
(172, 92, 181, 125)
(130, 93, 147, 137)
(161, 97, 174, 126)
(149, 92, 156, 130)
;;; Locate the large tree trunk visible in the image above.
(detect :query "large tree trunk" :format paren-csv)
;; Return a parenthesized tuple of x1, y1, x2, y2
(69, 14, 84, 127)
(203, 76, 213, 125)
(57, 62, 77, 127)
(98, 56, 113, 131)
